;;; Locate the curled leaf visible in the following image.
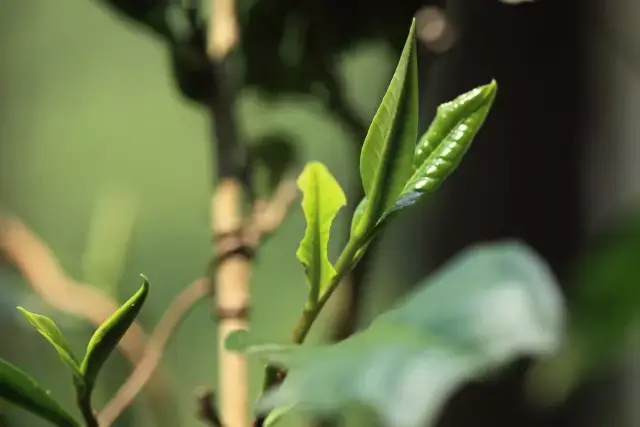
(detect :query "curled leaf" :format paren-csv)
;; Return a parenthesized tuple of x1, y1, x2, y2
(0, 358, 79, 427)
(296, 162, 347, 308)
(80, 276, 149, 392)
(16, 308, 82, 381)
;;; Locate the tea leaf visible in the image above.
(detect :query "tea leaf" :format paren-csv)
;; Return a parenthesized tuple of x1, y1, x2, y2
(0, 358, 79, 427)
(382, 81, 497, 225)
(296, 162, 346, 308)
(357, 19, 418, 237)
(80, 276, 149, 392)
(16, 308, 82, 381)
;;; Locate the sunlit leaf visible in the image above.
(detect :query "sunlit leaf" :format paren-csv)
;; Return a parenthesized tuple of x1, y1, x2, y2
(357, 19, 418, 237)
(80, 276, 149, 392)
(0, 358, 79, 427)
(379, 81, 497, 228)
(233, 241, 565, 427)
(16, 308, 82, 381)
(296, 162, 347, 308)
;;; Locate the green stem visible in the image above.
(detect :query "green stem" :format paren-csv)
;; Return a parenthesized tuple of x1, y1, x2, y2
(261, 238, 363, 392)
(76, 388, 98, 427)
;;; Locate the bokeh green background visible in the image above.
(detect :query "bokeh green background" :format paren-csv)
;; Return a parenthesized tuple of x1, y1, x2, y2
(3, 1, 639, 427)
(0, 1, 414, 426)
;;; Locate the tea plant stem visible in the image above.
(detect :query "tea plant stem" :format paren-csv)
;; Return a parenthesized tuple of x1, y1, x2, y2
(76, 390, 98, 427)
(260, 238, 363, 393)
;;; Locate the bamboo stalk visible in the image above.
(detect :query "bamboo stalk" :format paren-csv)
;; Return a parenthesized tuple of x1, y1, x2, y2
(207, 2, 250, 426)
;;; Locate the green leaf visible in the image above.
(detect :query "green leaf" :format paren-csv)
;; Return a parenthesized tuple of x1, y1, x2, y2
(348, 197, 371, 265)
(412, 81, 495, 170)
(264, 405, 294, 427)
(382, 81, 497, 224)
(80, 276, 149, 392)
(0, 358, 79, 427)
(234, 241, 565, 427)
(16, 308, 82, 381)
(225, 330, 298, 367)
(526, 213, 640, 407)
(349, 197, 368, 240)
(296, 162, 347, 308)
(357, 19, 418, 237)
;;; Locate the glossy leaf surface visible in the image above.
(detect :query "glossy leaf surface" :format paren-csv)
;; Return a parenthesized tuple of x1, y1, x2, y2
(80, 276, 149, 392)
(357, 19, 418, 236)
(17, 308, 82, 380)
(383, 81, 497, 223)
(231, 242, 565, 427)
(296, 162, 346, 308)
(0, 358, 79, 427)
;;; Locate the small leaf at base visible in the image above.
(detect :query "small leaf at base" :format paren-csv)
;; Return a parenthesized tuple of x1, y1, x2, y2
(16, 307, 82, 381)
(296, 162, 347, 308)
(0, 358, 79, 427)
(80, 275, 149, 392)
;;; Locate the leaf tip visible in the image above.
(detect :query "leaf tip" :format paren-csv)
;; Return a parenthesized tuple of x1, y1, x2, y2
(483, 79, 498, 102)
(138, 273, 151, 293)
(15, 306, 34, 321)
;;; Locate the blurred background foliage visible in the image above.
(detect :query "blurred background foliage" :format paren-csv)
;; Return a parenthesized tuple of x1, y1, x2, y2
(2, 0, 640, 427)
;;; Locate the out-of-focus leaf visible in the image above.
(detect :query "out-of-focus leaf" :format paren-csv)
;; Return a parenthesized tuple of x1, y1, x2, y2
(568, 215, 640, 362)
(225, 329, 298, 366)
(264, 405, 294, 427)
(250, 135, 298, 198)
(296, 163, 346, 308)
(0, 359, 79, 427)
(356, 19, 418, 238)
(526, 213, 640, 406)
(168, 24, 215, 106)
(232, 241, 565, 427)
(82, 188, 138, 296)
(80, 276, 149, 392)
(16, 308, 82, 381)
